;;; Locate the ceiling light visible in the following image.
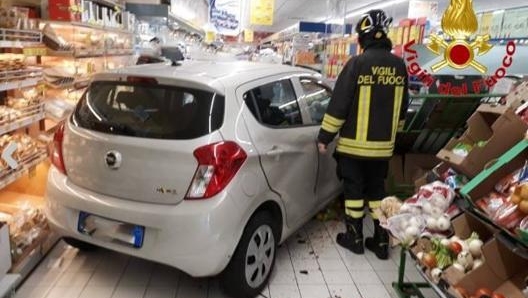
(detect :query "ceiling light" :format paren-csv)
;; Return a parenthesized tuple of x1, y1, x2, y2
(345, 0, 409, 19)
(492, 9, 505, 15)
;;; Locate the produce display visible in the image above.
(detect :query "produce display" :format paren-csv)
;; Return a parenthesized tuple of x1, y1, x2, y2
(416, 233, 484, 280)
(378, 181, 457, 246)
(475, 161, 528, 237)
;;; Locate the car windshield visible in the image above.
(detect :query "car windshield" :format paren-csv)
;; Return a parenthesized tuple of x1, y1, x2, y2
(72, 81, 224, 139)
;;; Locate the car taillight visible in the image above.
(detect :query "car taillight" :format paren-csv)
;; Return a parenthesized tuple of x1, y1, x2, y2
(185, 141, 247, 200)
(51, 123, 67, 175)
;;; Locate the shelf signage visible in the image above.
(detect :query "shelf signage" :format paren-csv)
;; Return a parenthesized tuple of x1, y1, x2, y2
(404, 0, 517, 95)
(244, 29, 254, 43)
(2, 142, 18, 170)
(250, 0, 274, 26)
(209, 0, 241, 36)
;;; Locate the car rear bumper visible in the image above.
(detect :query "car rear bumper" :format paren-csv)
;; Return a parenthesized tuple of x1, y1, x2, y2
(45, 167, 243, 277)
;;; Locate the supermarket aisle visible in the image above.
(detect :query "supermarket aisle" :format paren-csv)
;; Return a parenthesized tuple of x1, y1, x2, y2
(14, 220, 436, 298)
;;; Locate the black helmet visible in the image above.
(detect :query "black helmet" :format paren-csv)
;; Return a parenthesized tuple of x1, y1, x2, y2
(355, 9, 392, 37)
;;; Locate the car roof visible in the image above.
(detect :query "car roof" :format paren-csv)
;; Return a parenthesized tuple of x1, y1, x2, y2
(95, 60, 319, 94)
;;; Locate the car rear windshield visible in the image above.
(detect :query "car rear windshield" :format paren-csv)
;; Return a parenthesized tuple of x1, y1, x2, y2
(72, 81, 224, 139)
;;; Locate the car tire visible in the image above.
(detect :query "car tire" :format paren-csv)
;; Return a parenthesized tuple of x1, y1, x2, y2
(63, 237, 98, 251)
(221, 211, 279, 298)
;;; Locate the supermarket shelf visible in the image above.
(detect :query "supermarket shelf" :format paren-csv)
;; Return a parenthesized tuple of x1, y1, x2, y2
(0, 78, 41, 92)
(0, 106, 45, 135)
(46, 48, 134, 58)
(0, 274, 20, 298)
(0, 151, 48, 191)
(40, 20, 133, 35)
(45, 78, 90, 90)
(0, 68, 43, 92)
(0, 28, 42, 48)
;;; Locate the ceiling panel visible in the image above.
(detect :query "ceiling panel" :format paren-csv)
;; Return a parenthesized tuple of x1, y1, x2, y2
(247, 0, 526, 34)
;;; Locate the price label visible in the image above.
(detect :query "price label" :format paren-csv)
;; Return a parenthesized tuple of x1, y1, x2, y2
(28, 165, 37, 178)
(23, 47, 47, 56)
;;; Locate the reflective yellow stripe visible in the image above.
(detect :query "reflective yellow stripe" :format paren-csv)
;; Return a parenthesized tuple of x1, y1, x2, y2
(370, 211, 379, 219)
(356, 86, 371, 141)
(345, 200, 364, 208)
(369, 201, 382, 209)
(321, 114, 345, 133)
(392, 86, 404, 140)
(346, 209, 364, 219)
(338, 137, 394, 150)
(336, 145, 393, 157)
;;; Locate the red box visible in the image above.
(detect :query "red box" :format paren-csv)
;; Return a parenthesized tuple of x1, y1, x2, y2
(48, 0, 81, 21)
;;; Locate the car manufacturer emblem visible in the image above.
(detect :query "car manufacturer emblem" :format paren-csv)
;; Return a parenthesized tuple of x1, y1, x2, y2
(105, 151, 122, 169)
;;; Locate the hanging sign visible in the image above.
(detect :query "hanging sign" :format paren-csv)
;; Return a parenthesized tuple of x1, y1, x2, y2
(205, 31, 216, 43)
(501, 8, 528, 38)
(209, 0, 241, 36)
(408, 0, 438, 21)
(250, 0, 274, 26)
(244, 29, 254, 43)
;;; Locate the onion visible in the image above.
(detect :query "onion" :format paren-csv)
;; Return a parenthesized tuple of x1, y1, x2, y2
(430, 206, 443, 218)
(468, 239, 483, 258)
(440, 238, 451, 247)
(430, 267, 442, 283)
(422, 201, 433, 214)
(472, 258, 484, 270)
(409, 216, 422, 228)
(457, 251, 474, 270)
(400, 204, 412, 214)
(405, 226, 420, 239)
(450, 236, 461, 243)
(436, 215, 451, 231)
(400, 219, 410, 230)
(426, 217, 437, 230)
(452, 262, 465, 273)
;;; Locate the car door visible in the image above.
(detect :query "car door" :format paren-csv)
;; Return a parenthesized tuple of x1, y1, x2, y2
(294, 77, 342, 203)
(236, 76, 319, 228)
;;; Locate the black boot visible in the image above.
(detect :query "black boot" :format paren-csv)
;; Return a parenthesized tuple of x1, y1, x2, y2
(365, 220, 389, 260)
(336, 217, 364, 254)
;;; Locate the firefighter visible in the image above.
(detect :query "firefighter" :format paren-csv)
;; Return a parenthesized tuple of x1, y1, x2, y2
(317, 9, 409, 260)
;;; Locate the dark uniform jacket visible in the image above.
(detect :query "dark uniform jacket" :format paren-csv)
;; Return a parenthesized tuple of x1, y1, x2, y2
(318, 39, 409, 159)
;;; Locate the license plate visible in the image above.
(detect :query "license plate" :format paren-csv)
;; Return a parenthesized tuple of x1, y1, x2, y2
(77, 212, 145, 248)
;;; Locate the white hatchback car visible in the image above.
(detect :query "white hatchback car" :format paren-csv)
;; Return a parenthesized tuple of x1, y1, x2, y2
(45, 61, 342, 297)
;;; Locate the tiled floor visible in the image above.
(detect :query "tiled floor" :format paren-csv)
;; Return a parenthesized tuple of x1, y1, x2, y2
(14, 219, 438, 298)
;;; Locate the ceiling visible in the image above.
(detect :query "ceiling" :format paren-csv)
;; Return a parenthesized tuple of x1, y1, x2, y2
(245, 0, 527, 34)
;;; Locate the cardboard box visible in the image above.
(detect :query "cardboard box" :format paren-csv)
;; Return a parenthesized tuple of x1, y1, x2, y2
(437, 106, 528, 178)
(447, 238, 528, 298)
(0, 223, 12, 278)
(404, 154, 439, 184)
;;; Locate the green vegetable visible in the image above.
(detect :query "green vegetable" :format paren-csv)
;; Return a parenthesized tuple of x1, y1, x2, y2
(431, 238, 455, 269)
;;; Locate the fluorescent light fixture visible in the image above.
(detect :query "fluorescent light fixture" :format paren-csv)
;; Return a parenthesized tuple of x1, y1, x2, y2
(345, 0, 409, 18)
(493, 9, 505, 14)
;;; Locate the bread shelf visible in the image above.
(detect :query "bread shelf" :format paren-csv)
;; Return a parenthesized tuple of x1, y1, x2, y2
(40, 20, 133, 35)
(0, 104, 45, 135)
(46, 48, 134, 58)
(0, 68, 43, 92)
(0, 28, 42, 48)
(0, 150, 48, 191)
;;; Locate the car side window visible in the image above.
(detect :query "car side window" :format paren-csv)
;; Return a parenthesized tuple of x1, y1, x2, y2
(300, 79, 332, 124)
(244, 79, 303, 127)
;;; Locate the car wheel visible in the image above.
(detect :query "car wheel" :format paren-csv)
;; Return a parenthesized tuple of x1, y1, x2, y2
(63, 237, 98, 251)
(221, 211, 278, 298)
